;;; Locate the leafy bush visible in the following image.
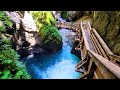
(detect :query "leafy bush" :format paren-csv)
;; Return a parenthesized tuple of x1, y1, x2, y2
(39, 25, 62, 44)
(0, 11, 31, 79)
(31, 11, 62, 44)
(31, 11, 56, 29)
(31, 11, 62, 52)
(0, 11, 13, 32)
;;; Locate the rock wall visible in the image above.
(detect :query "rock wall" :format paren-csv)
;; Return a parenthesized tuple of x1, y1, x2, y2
(92, 11, 120, 56)
(39, 25, 62, 53)
(5, 11, 45, 58)
(59, 11, 92, 22)
(31, 11, 63, 53)
(6, 11, 63, 58)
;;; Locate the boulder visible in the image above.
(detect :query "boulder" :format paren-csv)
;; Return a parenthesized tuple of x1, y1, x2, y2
(39, 25, 63, 53)
(71, 40, 81, 57)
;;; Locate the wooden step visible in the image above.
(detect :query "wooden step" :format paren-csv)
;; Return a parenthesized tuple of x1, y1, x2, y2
(75, 68, 86, 73)
(79, 71, 88, 79)
(75, 57, 87, 67)
(76, 60, 87, 69)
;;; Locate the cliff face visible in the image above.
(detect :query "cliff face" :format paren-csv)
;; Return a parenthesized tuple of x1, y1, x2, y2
(59, 11, 82, 22)
(6, 11, 63, 58)
(92, 11, 120, 56)
(60, 11, 92, 22)
(6, 11, 45, 58)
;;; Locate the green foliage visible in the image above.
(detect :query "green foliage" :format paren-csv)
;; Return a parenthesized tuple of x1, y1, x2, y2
(60, 11, 68, 20)
(0, 38, 11, 45)
(0, 11, 13, 32)
(0, 26, 5, 32)
(1, 70, 10, 79)
(31, 11, 56, 29)
(39, 25, 62, 45)
(0, 47, 31, 79)
(0, 11, 31, 79)
(31, 11, 62, 46)
(45, 11, 56, 25)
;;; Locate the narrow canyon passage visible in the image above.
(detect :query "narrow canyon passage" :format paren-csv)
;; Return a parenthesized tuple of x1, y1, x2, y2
(0, 11, 120, 79)
(22, 28, 81, 79)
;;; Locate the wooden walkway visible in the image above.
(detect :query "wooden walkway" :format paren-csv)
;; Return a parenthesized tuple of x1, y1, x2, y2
(56, 21, 120, 79)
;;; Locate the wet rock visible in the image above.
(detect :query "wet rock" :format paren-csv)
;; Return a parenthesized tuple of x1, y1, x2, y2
(43, 40, 63, 53)
(66, 31, 76, 47)
(60, 11, 82, 22)
(6, 11, 63, 58)
(39, 25, 63, 53)
(71, 40, 81, 57)
(28, 44, 48, 55)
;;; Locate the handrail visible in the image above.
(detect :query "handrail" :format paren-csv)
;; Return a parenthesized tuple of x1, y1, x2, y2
(91, 28, 113, 55)
(80, 21, 120, 79)
(80, 22, 90, 50)
(88, 22, 91, 30)
(88, 50, 120, 79)
(56, 21, 120, 79)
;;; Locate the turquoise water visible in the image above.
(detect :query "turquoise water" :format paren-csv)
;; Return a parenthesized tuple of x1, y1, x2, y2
(23, 28, 81, 79)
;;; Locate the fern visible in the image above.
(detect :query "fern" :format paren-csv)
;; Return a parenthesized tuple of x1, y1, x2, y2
(0, 11, 13, 32)
(0, 70, 10, 79)
(3, 60, 13, 64)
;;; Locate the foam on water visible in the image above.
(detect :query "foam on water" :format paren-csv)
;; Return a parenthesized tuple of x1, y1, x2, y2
(23, 28, 81, 79)
(43, 58, 80, 79)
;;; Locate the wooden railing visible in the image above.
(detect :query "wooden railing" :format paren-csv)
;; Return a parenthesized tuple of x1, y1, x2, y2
(56, 21, 120, 79)
(56, 21, 80, 30)
(88, 50, 120, 79)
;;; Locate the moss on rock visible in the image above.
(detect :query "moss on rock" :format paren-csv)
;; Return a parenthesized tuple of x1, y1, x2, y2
(31, 11, 62, 52)
(39, 25, 62, 52)
(71, 40, 81, 57)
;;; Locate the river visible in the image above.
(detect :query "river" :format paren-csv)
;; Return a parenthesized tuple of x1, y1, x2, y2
(22, 28, 81, 79)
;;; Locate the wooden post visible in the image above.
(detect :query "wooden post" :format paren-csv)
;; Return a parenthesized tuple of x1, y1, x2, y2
(88, 50, 120, 79)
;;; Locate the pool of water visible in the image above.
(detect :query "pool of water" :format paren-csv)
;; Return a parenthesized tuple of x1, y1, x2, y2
(23, 28, 81, 79)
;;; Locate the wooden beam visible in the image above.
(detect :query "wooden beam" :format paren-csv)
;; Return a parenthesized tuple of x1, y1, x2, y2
(90, 34, 98, 53)
(91, 31, 109, 59)
(76, 60, 87, 69)
(79, 72, 89, 79)
(92, 28, 113, 55)
(109, 54, 120, 66)
(109, 54, 120, 62)
(75, 57, 87, 68)
(88, 50, 120, 79)
(81, 22, 90, 50)
(88, 22, 92, 31)
(90, 33, 103, 56)
(95, 67, 104, 79)
(94, 71, 99, 79)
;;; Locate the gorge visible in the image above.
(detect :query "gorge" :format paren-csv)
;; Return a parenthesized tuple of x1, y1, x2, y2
(0, 11, 120, 79)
